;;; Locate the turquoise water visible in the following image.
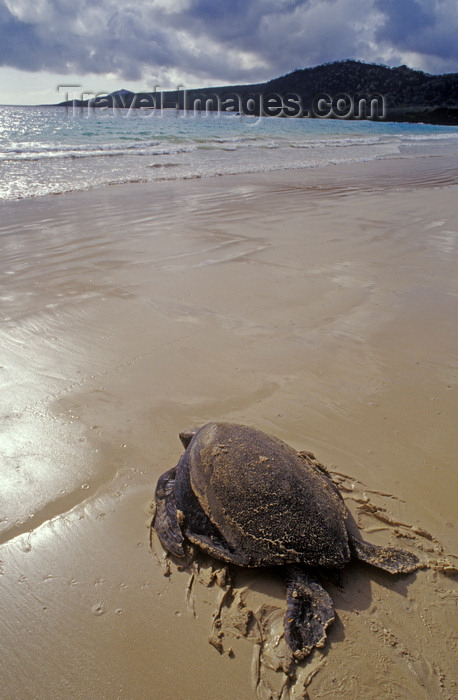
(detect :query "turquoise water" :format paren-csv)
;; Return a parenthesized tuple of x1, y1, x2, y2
(1, 105, 458, 199)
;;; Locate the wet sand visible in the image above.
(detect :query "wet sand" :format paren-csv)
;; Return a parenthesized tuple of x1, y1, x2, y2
(1, 156, 457, 699)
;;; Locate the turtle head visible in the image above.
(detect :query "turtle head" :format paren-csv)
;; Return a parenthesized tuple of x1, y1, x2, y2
(179, 427, 199, 449)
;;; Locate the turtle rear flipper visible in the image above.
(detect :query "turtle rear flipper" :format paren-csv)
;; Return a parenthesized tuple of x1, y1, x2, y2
(348, 534, 419, 574)
(284, 567, 335, 661)
(153, 467, 185, 558)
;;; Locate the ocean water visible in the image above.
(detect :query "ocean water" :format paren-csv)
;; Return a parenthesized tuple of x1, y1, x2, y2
(1, 105, 458, 199)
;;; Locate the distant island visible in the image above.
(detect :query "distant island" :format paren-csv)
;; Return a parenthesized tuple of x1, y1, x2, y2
(56, 60, 458, 125)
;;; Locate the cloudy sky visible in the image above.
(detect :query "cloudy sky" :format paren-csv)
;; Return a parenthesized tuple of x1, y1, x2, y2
(1, 0, 457, 105)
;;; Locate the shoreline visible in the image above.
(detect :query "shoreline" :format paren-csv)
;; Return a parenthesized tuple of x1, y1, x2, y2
(2, 103, 458, 201)
(1, 151, 457, 207)
(1, 154, 457, 698)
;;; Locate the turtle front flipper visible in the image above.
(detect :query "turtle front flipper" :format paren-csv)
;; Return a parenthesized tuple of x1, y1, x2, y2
(153, 467, 185, 558)
(284, 567, 335, 661)
(185, 530, 251, 566)
(348, 534, 420, 574)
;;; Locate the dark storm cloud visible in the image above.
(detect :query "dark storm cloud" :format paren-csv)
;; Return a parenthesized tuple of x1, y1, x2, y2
(0, 2, 177, 79)
(375, 0, 458, 66)
(0, 4, 43, 69)
(0, 0, 456, 86)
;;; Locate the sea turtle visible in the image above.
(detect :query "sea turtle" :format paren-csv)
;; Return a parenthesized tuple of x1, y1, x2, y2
(153, 422, 420, 660)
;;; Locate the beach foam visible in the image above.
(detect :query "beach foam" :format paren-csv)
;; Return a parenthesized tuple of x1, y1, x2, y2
(1, 105, 458, 199)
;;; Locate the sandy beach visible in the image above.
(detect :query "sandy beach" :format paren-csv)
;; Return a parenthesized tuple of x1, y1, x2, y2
(1, 155, 457, 699)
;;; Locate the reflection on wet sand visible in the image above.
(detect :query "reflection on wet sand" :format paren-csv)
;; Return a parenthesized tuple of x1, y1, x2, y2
(0, 156, 457, 699)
